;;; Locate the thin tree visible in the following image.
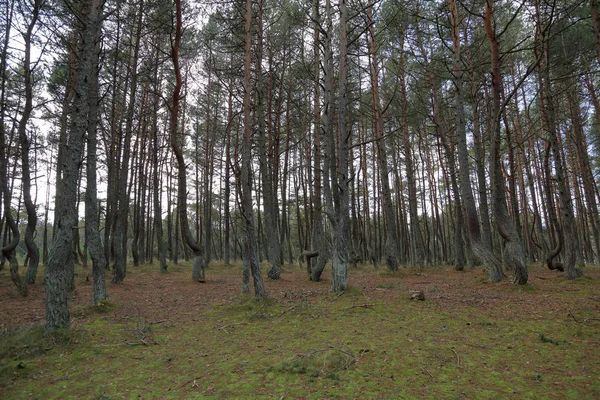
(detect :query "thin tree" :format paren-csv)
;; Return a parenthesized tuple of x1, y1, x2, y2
(171, 0, 205, 282)
(240, 0, 266, 296)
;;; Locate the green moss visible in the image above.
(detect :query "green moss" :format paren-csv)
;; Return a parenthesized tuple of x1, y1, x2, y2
(3, 266, 599, 399)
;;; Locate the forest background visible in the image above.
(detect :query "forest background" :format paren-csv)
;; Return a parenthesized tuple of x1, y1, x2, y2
(0, 0, 599, 330)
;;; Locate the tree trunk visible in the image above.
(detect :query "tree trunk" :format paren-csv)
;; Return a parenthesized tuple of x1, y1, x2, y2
(112, 0, 144, 284)
(483, 0, 528, 285)
(367, 0, 399, 272)
(19, 0, 41, 285)
(46, 0, 104, 329)
(172, 0, 204, 282)
(241, 0, 266, 296)
(451, 0, 503, 280)
(85, 29, 107, 304)
(310, 0, 329, 282)
(330, 0, 349, 292)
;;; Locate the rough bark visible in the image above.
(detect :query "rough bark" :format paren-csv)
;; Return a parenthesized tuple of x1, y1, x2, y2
(451, 0, 504, 280)
(85, 28, 107, 304)
(483, 0, 528, 285)
(46, 0, 104, 330)
(330, 0, 349, 292)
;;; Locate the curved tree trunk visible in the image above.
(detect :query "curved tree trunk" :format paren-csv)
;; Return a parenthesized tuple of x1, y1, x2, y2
(309, 0, 329, 282)
(484, 0, 528, 285)
(451, 0, 503, 281)
(20, 0, 41, 285)
(172, 0, 204, 282)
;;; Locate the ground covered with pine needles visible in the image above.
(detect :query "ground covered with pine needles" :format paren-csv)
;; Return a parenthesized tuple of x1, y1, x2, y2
(1, 261, 599, 399)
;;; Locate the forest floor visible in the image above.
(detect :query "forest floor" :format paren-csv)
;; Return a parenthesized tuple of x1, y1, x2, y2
(0, 261, 599, 399)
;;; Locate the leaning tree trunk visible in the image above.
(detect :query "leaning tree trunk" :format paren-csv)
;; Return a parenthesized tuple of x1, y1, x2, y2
(46, 0, 104, 330)
(483, 0, 528, 285)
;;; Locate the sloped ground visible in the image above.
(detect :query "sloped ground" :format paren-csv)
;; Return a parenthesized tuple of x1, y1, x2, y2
(1, 261, 599, 398)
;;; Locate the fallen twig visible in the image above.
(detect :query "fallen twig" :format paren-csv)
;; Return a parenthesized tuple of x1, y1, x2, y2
(217, 322, 248, 334)
(349, 303, 375, 309)
(568, 309, 580, 323)
(451, 348, 460, 367)
(277, 305, 296, 317)
(180, 377, 202, 388)
(421, 368, 434, 380)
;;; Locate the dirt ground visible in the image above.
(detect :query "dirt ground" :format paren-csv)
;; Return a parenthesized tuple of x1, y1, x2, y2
(1, 262, 599, 329)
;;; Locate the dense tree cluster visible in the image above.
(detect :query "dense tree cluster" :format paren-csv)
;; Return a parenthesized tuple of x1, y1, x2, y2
(0, 0, 598, 329)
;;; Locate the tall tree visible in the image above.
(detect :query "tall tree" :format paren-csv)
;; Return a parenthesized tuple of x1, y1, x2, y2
(323, 0, 349, 292)
(367, 0, 399, 272)
(171, 0, 205, 282)
(46, 0, 104, 330)
(19, 0, 42, 285)
(451, 0, 504, 281)
(240, 0, 266, 296)
(483, 0, 528, 284)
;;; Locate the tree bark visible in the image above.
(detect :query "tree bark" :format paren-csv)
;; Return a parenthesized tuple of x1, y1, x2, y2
(483, 0, 528, 285)
(451, 0, 503, 280)
(241, 0, 266, 296)
(46, 0, 104, 329)
(85, 24, 107, 304)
